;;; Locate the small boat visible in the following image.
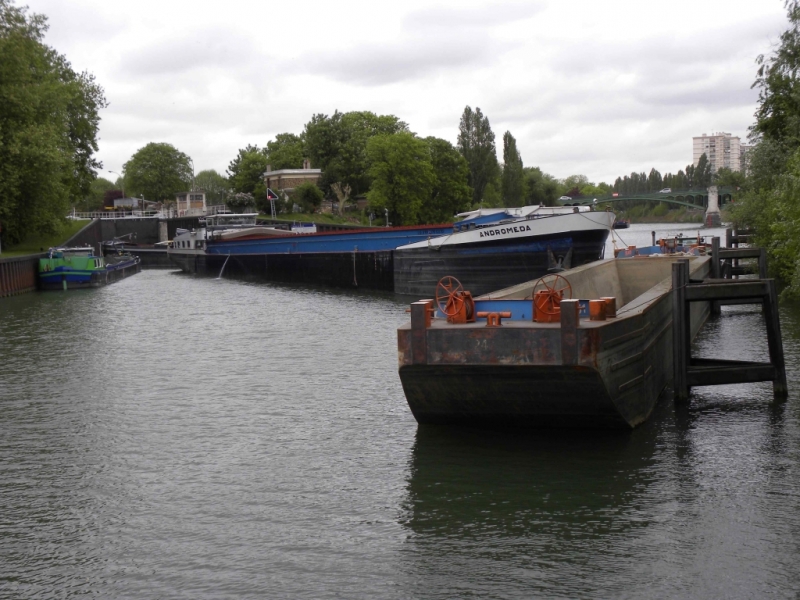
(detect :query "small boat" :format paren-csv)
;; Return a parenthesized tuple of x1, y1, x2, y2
(397, 255, 711, 428)
(39, 246, 141, 291)
(612, 218, 630, 229)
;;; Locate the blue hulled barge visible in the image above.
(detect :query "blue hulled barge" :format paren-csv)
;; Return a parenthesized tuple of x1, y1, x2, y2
(168, 207, 614, 294)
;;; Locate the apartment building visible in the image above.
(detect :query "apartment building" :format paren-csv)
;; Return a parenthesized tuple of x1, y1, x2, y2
(693, 132, 743, 172)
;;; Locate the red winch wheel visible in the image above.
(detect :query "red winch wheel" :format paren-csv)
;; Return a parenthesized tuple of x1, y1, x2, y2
(532, 273, 573, 316)
(436, 275, 465, 316)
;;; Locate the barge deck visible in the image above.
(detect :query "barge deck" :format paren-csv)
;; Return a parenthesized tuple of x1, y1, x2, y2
(397, 256, 712, 428)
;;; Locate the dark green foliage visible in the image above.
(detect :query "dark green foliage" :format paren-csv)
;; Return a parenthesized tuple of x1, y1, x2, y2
(123, 142, 192, 202)
(693, 154, 712, 187)
(266, 134, 306, 170)
(227, 145, 268, 205)
(291, 182, 324, 213)
(713, 167, 746, 188)
(366, 133, 435, 225)
(501, 131, 524, 207)
(304, 111, 408, 196)
(457, 106, 500, 206)
(194, 169, 229, 204)
(421, 137, 472, 223)
(733, 1, 800, 297)
(77, 177, 115, 211)
(0, 0, 106, 245)
(522, 167, 559, 206)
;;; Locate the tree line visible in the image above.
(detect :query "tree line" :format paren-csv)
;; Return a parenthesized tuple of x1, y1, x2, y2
(732, 0, 800, 299)
(0, 0, 106, 245)
(87, 107, 589, 226)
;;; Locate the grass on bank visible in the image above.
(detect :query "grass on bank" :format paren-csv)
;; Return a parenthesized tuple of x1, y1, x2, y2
(0, 219, 89, 258)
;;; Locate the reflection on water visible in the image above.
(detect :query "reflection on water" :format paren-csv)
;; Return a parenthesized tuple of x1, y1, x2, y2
(1, 226, 800, 598)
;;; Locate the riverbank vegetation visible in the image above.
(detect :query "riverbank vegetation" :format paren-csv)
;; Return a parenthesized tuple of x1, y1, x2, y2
(731, 0, 800, 298)
(2, 219, 88, 257)
(0, 0, 106, 247)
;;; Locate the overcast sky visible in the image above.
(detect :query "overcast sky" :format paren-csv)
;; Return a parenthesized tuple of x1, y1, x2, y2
(29, 0, 787, 184)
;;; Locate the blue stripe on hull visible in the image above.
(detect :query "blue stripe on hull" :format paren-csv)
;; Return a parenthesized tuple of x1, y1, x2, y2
(207, 227, 453, 255)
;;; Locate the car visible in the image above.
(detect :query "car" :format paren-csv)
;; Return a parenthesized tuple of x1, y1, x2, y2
(558, 195, 572, 201)
(659, 188, 672, 193)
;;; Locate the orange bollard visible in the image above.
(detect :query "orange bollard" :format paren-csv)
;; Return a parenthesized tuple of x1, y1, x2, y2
(589, 299, 607, 321)
(600, 297, 617, 318)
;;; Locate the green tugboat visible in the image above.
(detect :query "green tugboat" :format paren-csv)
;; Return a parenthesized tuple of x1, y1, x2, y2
(38, 246, 141, 291)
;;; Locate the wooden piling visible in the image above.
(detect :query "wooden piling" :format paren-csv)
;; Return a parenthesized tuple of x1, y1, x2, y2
(764, 279, 788, 398)
(672, 260, 690, 402)
(672, 257, 788, 401)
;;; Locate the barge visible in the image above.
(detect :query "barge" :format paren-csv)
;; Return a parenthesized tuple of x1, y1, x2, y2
(394, 209, 613, 296)
(397, 255, 711, 428)
(39, 246, 141, 291)
(169, 206, 613, 294)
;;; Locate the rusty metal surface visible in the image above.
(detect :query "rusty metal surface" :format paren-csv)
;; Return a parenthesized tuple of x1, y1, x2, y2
(399, 364, 630, 428)
(396, 257, 712, 428)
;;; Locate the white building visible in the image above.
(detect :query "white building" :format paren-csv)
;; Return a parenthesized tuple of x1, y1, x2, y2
(693, 132, 742, 172)
(175, 190, 207, 217)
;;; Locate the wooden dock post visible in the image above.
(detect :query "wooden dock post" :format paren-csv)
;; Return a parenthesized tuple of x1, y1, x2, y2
(711, 237, 721, 315)
(672, 260, 690, 402)
(764, 279, 788, 398)
(672, 260, 788, 401)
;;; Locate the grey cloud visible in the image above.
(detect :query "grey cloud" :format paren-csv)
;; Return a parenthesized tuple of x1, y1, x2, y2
(298, 2, 539, 87)
(302, 34, 511, 86)
(403, 2, 545, 29)
(119, 32, 269, 77)
(552, 15, 782, 77)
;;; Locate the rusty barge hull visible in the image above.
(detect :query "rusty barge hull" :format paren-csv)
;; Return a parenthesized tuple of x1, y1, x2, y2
(398, 256, 711, 429)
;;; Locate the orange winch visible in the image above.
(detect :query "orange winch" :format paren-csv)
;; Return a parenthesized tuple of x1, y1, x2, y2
(435, 276, 475, 324)
(532, 274, 573, 323)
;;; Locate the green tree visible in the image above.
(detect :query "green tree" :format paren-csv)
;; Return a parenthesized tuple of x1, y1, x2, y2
(523, 167, 559, 206)
(123, 142, 191, 202)
(694, 153, 712, 187)
(647, 168, 663, 192)
(457, 106, 500, 206)
(0, 0, 107, 245)
(291, 182, 324, 213)
(420, 137, 472, 223)
(501, 131, 524, 206)
(732, 1, 800, 297)
(266, 133, 306, 170)
(366, 133, 435, 225)
(227, 144, 268, 205)
(304, 110, 407, 196)
(194, 169, 229, 204)
(713, 167, 746, 188)
(77, 177, 115, 211)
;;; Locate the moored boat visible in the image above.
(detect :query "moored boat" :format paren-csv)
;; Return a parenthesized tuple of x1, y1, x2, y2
(393, 208, 614, 297)
(397, 255, 711, 428)
(168, 205, 615, 294)
(39, 247, 141, 291)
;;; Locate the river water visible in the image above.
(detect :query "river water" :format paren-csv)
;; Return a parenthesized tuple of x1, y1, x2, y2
(1, 223, 799, 599)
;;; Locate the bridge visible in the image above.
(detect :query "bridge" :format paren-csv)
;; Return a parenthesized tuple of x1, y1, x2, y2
(559, 186, 738, 210)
